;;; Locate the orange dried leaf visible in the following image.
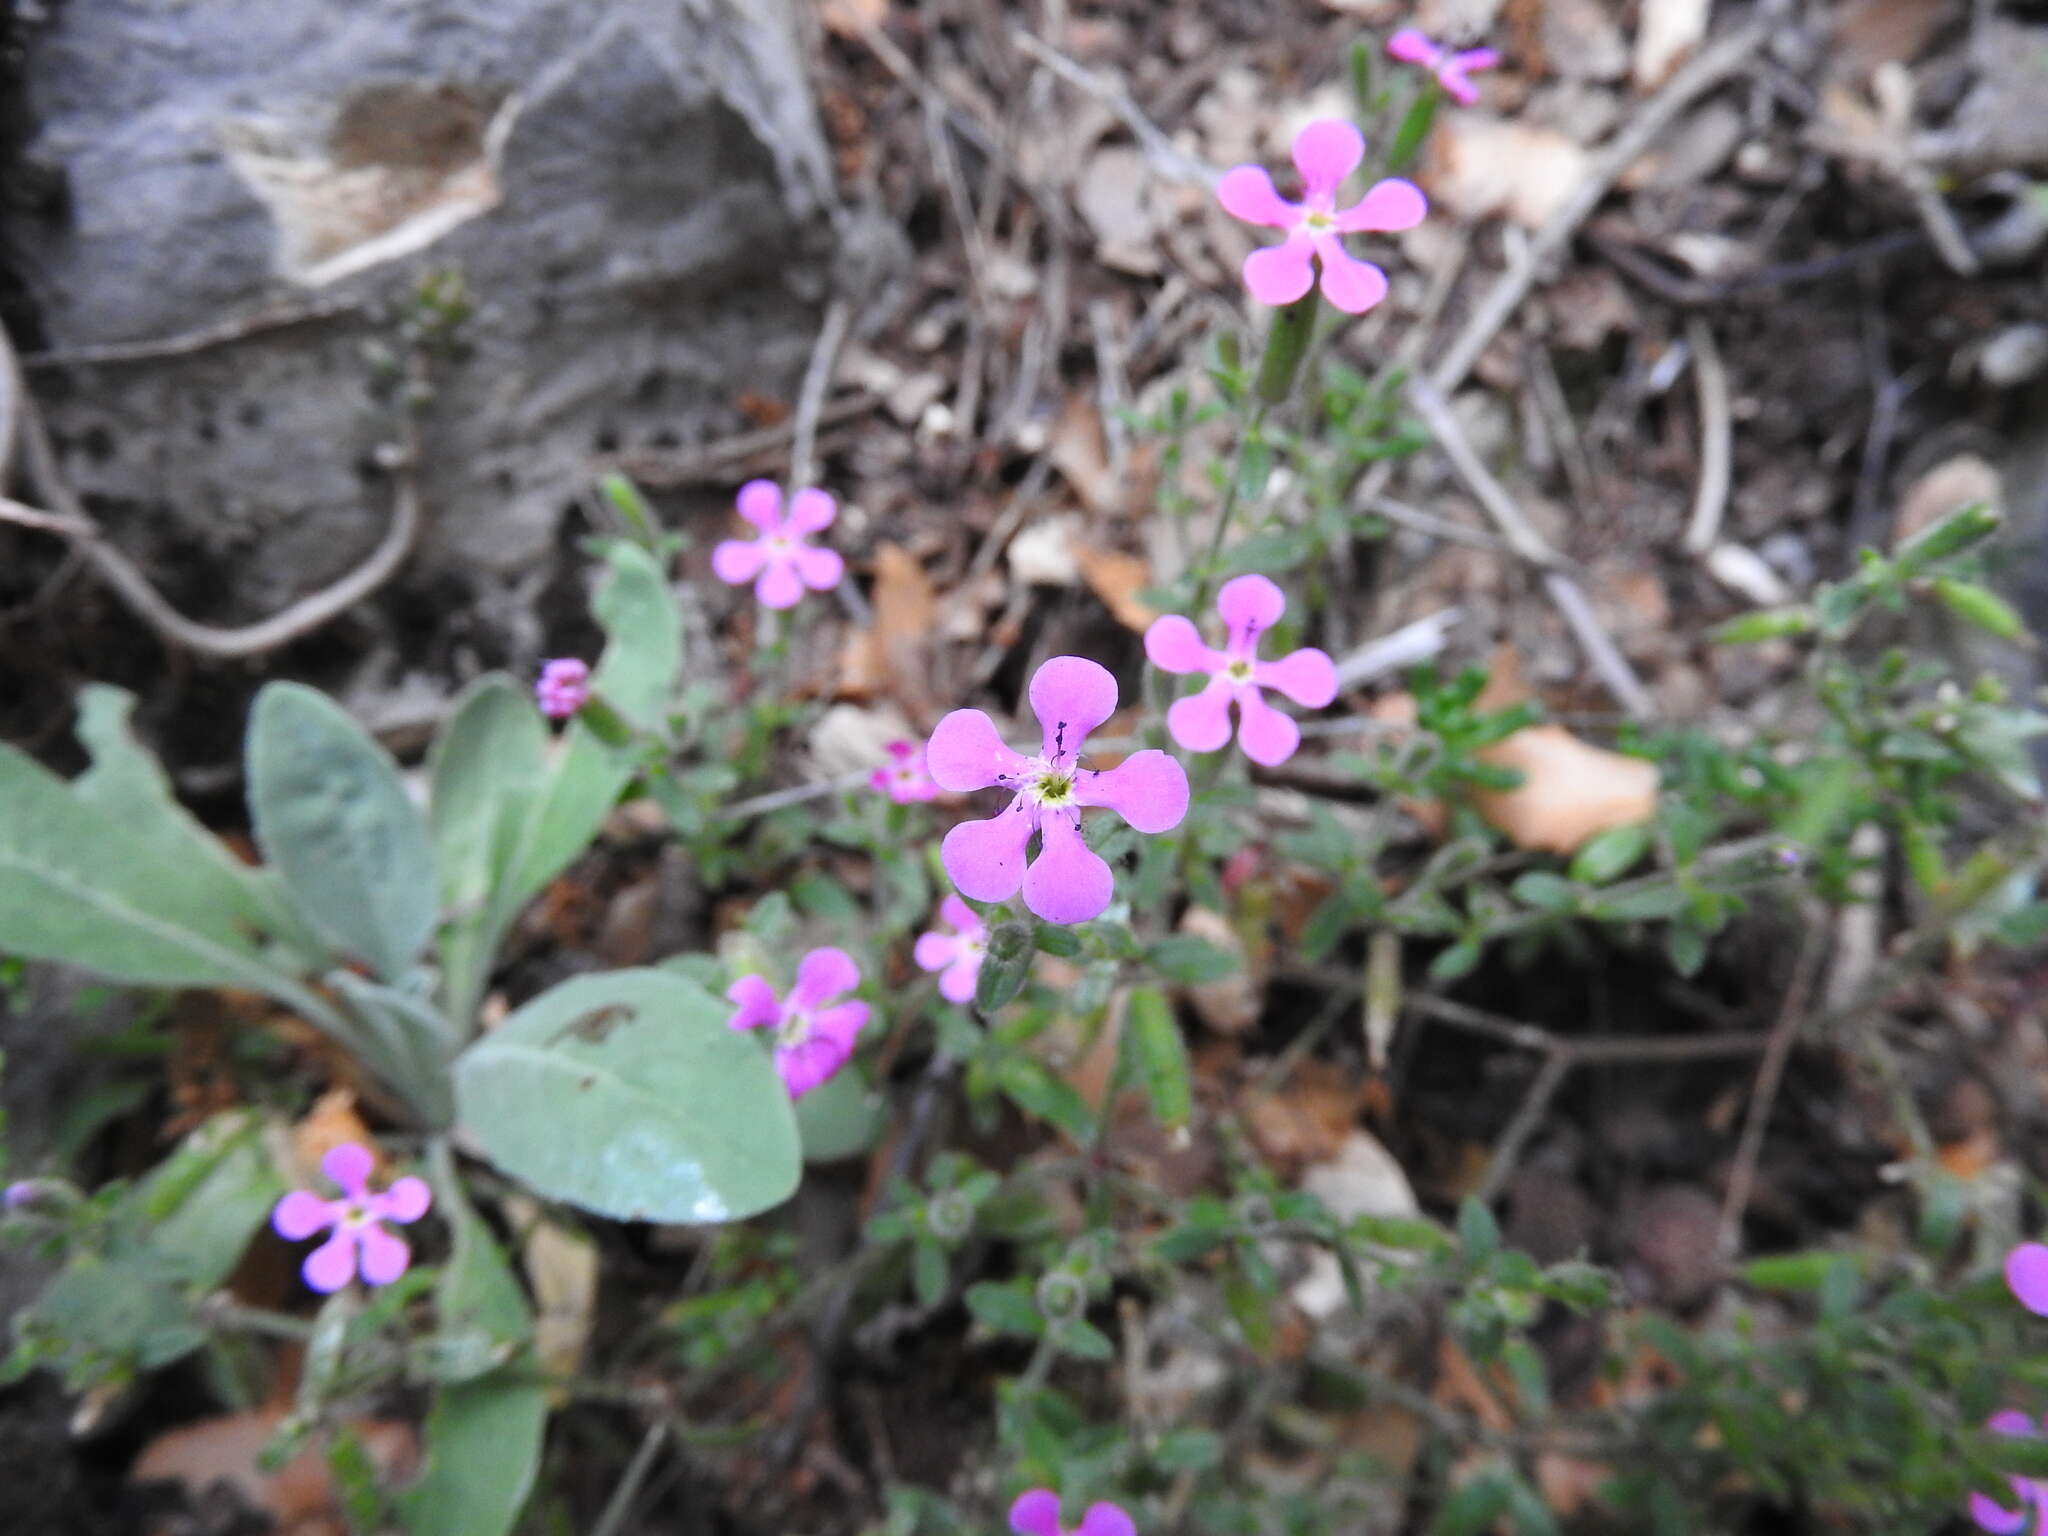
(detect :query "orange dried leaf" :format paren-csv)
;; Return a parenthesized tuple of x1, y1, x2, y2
(1472, 724, 1659, 855)
(1077, 544, 1157, 633)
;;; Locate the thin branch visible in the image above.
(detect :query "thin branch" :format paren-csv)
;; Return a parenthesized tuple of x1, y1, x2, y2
(789, 299, 853, 494)
(1009, 27, 1218, 186)
(1682, 316, 1733, 555)
(1718, 917, 1826, 1256)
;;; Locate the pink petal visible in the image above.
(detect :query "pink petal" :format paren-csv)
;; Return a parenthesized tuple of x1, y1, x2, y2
(1216, 572, 1286, 651)
(1243, 236, 1316, 307)
(375, 1175, 432, 1225)
(886, 739, 915, 763)
(914, 932, 958, 973)
(736, 479, 782, 532)
(928, 710, 1029, 792)
(1970, 1490, 2031, 1535)
(1216, 164, 1301, 230)
(1311, 234, 1389, 315)
(869, 766, 893, 795)
(778, 1034, 851, 1098)
(1145, 614, 1221, 676)
(784, 487, 837, 534)
(792, 947, 860, 1009)
(2007, 1244, 2048, 1315)
(1167, 676, 1236, 753)
(1291, 118, 1365, 195)
(942, 801, 1035, 903)
(1028, 656, 1119, 762)
(1335, 177, 1428, 234)
(940, 893, 981, 936)
(1073, 748, 1189, 834)
(1256, 646, 1338, 708)
(1437, 65, 1483, 106)
(273, 1190, 338, 1242)
(1023, 810, 1115, 925)
(356, 1222, 412, 1286)
(712, 537, 769, 586)
(940, 953, 981, 1004)
(322, 1143, 375, 1199)
(1990, 1409, 2040, 1437)
(755, 557, 806, 610)
(1235, 687, 1302, 767)
(1386, 28, 1440, 64)
(791, 544, 845, 592)
(1009, 1490, 1064, 1536)
(808, 1000, 869, 1052)
(725, 974, 782, 1031)
(302, 1230, 358, 1293)
(1079, 1505, 1136, 1536)
(1454, 47, 1502, 72)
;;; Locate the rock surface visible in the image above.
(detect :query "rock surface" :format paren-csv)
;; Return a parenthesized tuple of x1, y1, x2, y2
(11, 0, 833, 650)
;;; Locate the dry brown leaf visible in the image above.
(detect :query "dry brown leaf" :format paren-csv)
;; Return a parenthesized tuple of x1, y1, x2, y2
(1076, 144, 1165, 276)
(133, 1405, 417, 1533)
(1434, 1336, 1515, 1432)
(1832, 0, 1955, 78)
(1894, 454, 2002, 550)
(1243, 1059, 1367, 1173)
(835, 543, 940, 718)
(817, 0, 887, 40)
(1177, 905, 1264, 1034)
(1423, 114, 1592, 228)
(1474, 725, 1659, 855)
(290, 1090, 375, 1179)
(1634, 0, 1712, 90)
(1077, 544, 1157, 633)
(520, 1207, 599, 1403)
(1537, 1451, 1613, 1517)
(1048, 392, 1118, 517)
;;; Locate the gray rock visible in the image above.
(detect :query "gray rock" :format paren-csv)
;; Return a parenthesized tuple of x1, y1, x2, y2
(11, 0, 833, 642)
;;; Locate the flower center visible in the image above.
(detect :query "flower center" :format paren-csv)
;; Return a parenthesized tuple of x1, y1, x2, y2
(1030, 769, 1075, 807)
(1305, 208, 1335, 230)
(1226, 658, 1254, 684)
(341, 1204, 371, 1228)
(776, 1008, 812, 1049)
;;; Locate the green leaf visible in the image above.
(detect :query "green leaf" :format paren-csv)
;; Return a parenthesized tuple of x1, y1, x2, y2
(1032, 923, 1083, 958)
(1509, 872, 1578, 913)
(795, 1065, 885, 1163)
(990, 1054, 1097, 1144)
(1456, 1196, 1499, 1267)
(329, 974, 457, 1130)
(396, 1376, 548, 1536)
(1995, 901, 2048, 948)
(1144, 933, 1239, 985)
(1428, 940, 1482, 982)
(1569, 824, 1651, 885)
(1740, 1251, 1838, 1292)
(588, 541, 681, 732)
(247, 683, 438, 982)
(1055, 1319, 1114, 1361)
(453, 970, 800, 1224)
(1433, 1470, 1512, 1536)
(975, 926, 1033, 1013)
(0, 742, 292, 991)
(1708, 607, 1816, 645)
(1934, 577, 2027, 639)
(1385, 88, 1438, 174)
(1588, 886, 1691, 923)
(1121, 986, 1192, 1132)
(964, 1279, 1043, 1338)
(1893, 500, 2000, 575)
(427, 1141, 531, 1358)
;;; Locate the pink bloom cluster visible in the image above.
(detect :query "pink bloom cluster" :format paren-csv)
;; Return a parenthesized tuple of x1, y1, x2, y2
(1010, 1491, 1135, 1536)
(1145, 575, 1336, 766)
(1217, 119, 1427, 313)
(712, 480, 846, 610)
(1971, 1411, 2048, 1533)
(873, 739, 939, 803)
(536, 658, 590, 719)
(928, 657, 1189, 925)
(726, 947, 870, 1098)
(2009, 1242, 2048, 1316)
(1387, 28, 1501, 106)
(914, 895, 986, 1003)
(271, 1143, 432, 1293)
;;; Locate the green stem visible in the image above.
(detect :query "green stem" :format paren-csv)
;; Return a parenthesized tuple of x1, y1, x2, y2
(1255, 293, 1319, 406)
(1190, 404, 1268, 616)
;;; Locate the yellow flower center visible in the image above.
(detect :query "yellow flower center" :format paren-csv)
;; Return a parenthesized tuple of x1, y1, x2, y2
(1227, 659, 1254, 684)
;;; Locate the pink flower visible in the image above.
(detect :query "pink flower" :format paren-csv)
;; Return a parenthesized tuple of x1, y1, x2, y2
(271, 1143, 432, 1294)
(1010, 1491, 1136, 1536)
(1970, 1411, 2048, 1533)
(1386, 28, 1502, 107)
(711, 479, 846, 610)
(872, 739, 940, 803)
(1216, 119, 1427, 313)
(2006, 1242, 2048, 1315)
(726, 947, 870, 1098)
(914, 895, 987, 1004)
(535, 658, 591, 719)
(1145, 574, 1337, 766)
(927, 657, 1190, 925)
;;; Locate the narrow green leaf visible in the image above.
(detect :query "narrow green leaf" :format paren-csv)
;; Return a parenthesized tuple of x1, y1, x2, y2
(1121, 986, 1192, 1132)
(396, 1376, 548, 1536)
(1144, 933, 1239, 985)
(1509, 872, 1578, 912)
(1456, 1196, 1499, 1267)
(1569, 824, 1651, 885)
(990, 1054, 1096, 1143)
(794, 1065, 885, 1163)
(964, 1279, 1043, 1338)
(247, 683, 438, 982)
(1934, 577, 2027, 639)
(589, 541, 681, 732)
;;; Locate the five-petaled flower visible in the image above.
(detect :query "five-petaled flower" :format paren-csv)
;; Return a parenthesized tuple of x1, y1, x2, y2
(914, 894, 987, 1004)
(1145, 574, 1338, 766)
(927, 657, 1190, 925)
(535, 658, 591, 720)
(1216, 118, 1427, 313)
(873, 738, 940, 804)
(1009, 1490, 1136, 1536)
(711, 480, 846, 610)
(1969, 1411, 2048, 1533)
(272, 1143, 431, 1294)
(1386, 28, 1502, 107)
(2006, 1242, 2048, 1316)
(726, 947, 870, 1098)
